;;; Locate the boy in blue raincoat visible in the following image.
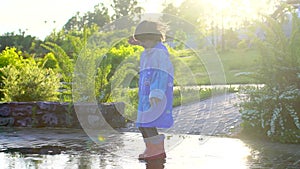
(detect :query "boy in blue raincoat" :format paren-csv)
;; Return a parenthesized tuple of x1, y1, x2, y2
(129, 20, 174, 160)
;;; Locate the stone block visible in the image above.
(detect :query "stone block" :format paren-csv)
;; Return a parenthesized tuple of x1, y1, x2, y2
(0, 102, 126, 129)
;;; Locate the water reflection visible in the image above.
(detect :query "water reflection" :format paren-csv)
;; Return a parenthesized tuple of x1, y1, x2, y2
(1, 129, 300, 169)
(3, 146, 67, 155)
(145, 158, 166, 169)
(0, 152, 117, 169)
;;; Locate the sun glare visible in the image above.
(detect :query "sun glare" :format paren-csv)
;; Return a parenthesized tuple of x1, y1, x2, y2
(197, 0, 272, 29)
(208, 0, 231, 11)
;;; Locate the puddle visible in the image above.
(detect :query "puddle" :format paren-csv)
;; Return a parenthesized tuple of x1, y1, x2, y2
(2, 146, 67, 155)
(0, 128, 299, 169)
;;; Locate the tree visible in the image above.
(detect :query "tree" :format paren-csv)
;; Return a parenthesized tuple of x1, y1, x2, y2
(162, 3, 179, 16)
(110, 0, 143, 20)
(109, 0, 143, 30)
(0, 32, 45, 57)
(87, 3, 111, 28)
(177, 0, 207, 28)
(63, 3, 110, 33)
(161, 3, 181, 39)
(63, 12, 82, 32)
(161, 0, 209, 45)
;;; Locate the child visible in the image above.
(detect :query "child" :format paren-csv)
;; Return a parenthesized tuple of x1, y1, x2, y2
(129, 20, 174, 160)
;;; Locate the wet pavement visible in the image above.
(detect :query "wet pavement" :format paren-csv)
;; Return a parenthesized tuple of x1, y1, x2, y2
(0, 128, 300, 169)
(121, 93, 243, 136)
(0, 93, 300, 169)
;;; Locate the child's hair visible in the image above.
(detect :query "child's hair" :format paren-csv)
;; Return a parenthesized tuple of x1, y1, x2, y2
(133, 20, 167, 42)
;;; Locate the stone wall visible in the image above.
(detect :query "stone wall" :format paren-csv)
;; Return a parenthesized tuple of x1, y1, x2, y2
(0, 102, 126, 128)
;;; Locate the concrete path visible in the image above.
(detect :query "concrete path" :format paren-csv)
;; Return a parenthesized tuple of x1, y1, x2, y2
(122, 93, 243, 136)
(165, 92, 242, 136)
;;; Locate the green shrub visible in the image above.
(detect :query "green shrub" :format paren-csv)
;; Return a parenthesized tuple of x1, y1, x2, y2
(239, 13, 300, 143)
(40, 52, 59, 70)
(0, 47, 23, 68)
(106, 44, 142, 79)
(0, 60, 60, 102)
(239, 86, 300, 143)
(0, 47, 25, 98)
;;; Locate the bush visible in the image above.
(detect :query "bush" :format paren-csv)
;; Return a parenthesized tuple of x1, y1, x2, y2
(0, 47, 23, 68)
(0, 47, 25, 98)
(239, 13, 300, 143)
(40, 52, 59, 70)
(0, 60, 60, 102)
(106, 44, 142, 79)
(239, 86, 300, 143)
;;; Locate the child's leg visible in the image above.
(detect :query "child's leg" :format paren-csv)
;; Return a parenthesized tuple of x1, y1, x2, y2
(139, 127, 158, 138)
(138, 127, 166, 160)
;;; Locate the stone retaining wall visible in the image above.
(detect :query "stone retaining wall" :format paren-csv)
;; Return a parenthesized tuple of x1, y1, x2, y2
(0, 102, 126, 128)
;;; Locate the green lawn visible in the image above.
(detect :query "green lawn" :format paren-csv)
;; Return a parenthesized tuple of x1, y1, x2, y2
(171, 48, 261, 85)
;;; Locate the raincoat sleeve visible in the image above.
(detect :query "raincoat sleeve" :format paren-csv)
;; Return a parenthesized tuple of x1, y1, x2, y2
(149, 51, 170, 100)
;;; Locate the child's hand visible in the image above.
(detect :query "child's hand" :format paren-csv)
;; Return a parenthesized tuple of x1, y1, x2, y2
(150, 97, 161, 107)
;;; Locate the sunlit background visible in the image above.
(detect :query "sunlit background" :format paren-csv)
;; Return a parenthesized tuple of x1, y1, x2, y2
(0, 0, 278, 40)
(0, 1, 300, 168)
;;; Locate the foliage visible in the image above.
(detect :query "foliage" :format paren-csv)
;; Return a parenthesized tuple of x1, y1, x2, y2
(162, 3, 179, 16)
(73, 45, 106, 103)
(39, 52, 59, 70)
(1, 0, 282, 105)
(0, 59, 60, 102)
(45, 25, 99, 60)
(237, 39, 249, 49)
(175, 0, 207, 27)
(96, 58, 112, 103)
(224, 28, 240, 49)
(111, 87, 138, 120)
(63, 3, 110, 33)
(173, 30, 187, 50)
(106, 43, 142, 80)
(239, 13, 300, 143)
(0, 47, 26, 98)
(110, 0, 143, 20)
(41, 42, 73, 81)
(41, 41, 74, 102)
(0, 47, 24, 68)
(0, 31, 45, 57)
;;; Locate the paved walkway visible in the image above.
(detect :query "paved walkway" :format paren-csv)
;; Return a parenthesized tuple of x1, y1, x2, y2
(165, 92, 242, 136)
(122, 93, 243, 136)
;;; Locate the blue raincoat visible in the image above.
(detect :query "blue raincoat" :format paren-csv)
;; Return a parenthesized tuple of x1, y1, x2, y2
(136, 42, 174, 128)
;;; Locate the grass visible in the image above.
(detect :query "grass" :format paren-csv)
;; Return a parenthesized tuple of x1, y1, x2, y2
(172, 86, 235, 107)
(219, 49, 260, 84)
(171, 48, 261, 85)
